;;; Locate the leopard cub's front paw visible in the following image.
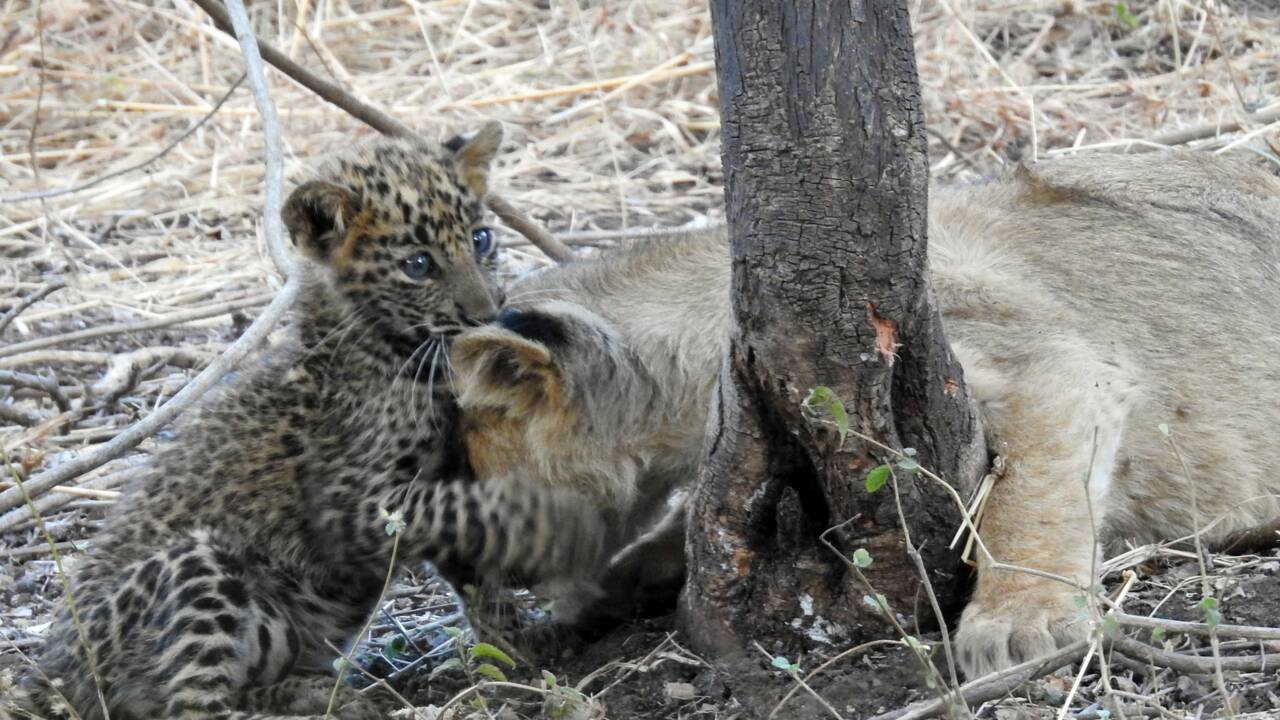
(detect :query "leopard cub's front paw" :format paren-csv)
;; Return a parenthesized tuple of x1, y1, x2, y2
(954, 591, 1087, 678)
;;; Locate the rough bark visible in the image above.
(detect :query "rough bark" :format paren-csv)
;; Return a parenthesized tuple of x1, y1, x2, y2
(679, 0, 987, 660)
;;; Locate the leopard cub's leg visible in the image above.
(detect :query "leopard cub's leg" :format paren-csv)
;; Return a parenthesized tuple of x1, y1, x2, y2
(239, 675, 383, 720)
(953, 341, 1136, 677)
(111, 536, 318, 719)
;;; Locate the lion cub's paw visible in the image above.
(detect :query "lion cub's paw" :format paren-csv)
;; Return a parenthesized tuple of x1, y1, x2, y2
(954, 592, 1086, 678)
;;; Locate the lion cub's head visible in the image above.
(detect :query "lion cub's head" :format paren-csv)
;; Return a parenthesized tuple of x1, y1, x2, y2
(450, 301, 659, 505)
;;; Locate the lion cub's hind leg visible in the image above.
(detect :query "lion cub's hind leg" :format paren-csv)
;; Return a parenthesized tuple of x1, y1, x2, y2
(953, 335, 1138, 678)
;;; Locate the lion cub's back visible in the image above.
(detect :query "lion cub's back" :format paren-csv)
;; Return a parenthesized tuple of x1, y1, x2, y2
(931, 151, 1280, 541)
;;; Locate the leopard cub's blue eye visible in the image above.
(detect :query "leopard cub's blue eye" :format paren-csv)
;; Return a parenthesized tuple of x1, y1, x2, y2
(403, 252, 433, 279)
(472, 228, 494, 256)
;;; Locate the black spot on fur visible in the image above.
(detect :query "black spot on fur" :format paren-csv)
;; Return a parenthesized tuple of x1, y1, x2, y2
(218, 578, 249, 608)
(215, 614, 238, 634)
(280, 433, 304, 458)
(495, 308, 569, 350)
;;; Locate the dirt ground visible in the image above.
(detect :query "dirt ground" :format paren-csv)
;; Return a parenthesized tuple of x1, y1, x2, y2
(3, 0, 1280, 718)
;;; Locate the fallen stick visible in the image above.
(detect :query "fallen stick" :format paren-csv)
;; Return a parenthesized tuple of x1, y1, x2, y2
(1109, 635, 1280, 674)
(868, 640, 1091, 720)
(1115, 613, 1280, 642)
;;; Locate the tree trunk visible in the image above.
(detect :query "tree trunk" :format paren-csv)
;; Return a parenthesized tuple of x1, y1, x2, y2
(679, 0, 988, 662)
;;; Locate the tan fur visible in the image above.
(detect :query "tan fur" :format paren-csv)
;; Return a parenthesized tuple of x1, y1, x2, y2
(451, 151, 1280, 673)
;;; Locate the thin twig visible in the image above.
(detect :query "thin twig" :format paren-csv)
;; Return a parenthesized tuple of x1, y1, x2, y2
(0, 370, 69, 412)
(0, 279, 66, 336)
(752, 641, 844, 720)
(892, 472, 963, 697)
(0, 75, 246, 204)
(768, 640, 902, 719)
(486, 195, 575, 263)
(190, 0, 414, 137)
(1164, 428, 1233, 714)
(0, 293, 272, 359)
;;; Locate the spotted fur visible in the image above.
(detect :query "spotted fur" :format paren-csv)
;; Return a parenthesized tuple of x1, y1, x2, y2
(6, 124, 607, 720)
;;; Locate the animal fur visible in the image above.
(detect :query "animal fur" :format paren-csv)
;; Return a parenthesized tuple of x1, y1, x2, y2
(450, 151, 1280, 675)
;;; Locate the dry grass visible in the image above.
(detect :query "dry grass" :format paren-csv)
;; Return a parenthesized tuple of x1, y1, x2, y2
(1, 0, 1278, 717)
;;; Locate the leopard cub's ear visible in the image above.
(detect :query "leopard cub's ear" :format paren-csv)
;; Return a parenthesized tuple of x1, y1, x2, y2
(282, 180, 358, 262)
(452, 309, 566, 416)
(444, 121, 504, 198)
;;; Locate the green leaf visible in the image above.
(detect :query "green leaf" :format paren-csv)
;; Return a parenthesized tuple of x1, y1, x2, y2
(804, 386, 849, 441)
(903, 636, 929, 653)
(865, 464, 891, 493)
(805, 386, 832, 407)
(852, 548, 873, 569)
(429, 657, 464, 678)
(863, 593, 889, 614)
(541, 669, 558, 688)
(444, 626, 465, 639)
(470, 642, 516, 668)
(1151, 627, 1166, 643)
(1199, 596, 1222, 627)
(897, 457, 920, 473)
(1157, 423, 1170, 436)
(770, 655, 797, 673)
(1115, 2, 1139, 29)
(1072, 594, 1088, 609)
(474, 662, 508, 682)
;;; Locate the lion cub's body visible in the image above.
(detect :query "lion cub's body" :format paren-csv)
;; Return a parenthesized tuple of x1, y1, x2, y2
(452, 152, 1280, 673)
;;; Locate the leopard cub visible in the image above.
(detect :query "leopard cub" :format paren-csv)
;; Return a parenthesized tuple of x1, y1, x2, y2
(7, 124, 607, 720)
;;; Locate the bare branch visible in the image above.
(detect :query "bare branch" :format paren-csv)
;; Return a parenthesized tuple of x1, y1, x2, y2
(1109, 635, 1280, 675)
(0, 279, 66, 336)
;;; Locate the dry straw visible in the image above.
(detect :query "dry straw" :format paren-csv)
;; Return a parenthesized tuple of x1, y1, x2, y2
(0, 0, 1277, 709)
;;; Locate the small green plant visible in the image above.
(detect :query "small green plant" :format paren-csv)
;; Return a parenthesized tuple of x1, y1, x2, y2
(1198, 596, 1222, 627)
(540, 669, 592, 720)
(431, 629, 517, 683)
(801, 385, 849, 443)
(865, 464, 890, 493)
(1115, 2, 1139, 29)
(851, 548, 873, 569)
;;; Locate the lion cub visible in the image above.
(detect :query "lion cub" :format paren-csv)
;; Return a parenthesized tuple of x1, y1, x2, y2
(451, 152, 1280, 676)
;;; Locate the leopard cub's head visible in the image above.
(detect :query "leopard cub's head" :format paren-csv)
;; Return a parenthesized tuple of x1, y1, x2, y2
(282, 123, 505, 349)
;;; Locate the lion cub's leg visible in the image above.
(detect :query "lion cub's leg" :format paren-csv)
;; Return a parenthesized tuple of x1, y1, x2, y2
(953, 338, 1137, 677)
